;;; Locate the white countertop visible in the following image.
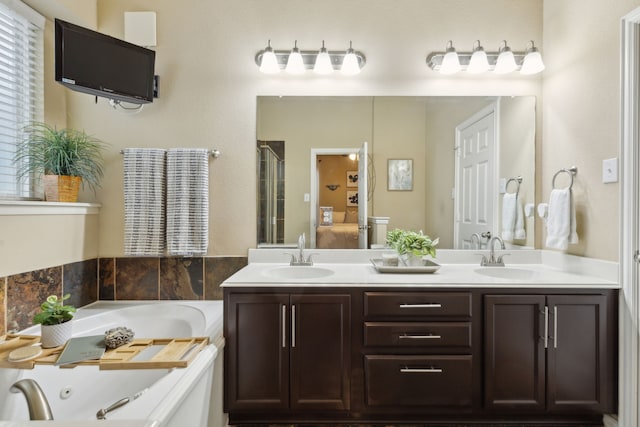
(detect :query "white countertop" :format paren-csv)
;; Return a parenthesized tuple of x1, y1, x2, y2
(222, 249, 619, 289)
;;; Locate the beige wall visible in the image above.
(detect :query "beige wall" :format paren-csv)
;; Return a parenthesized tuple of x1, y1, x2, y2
(9, 0, 632, 271)
(542, 0, 640, 261)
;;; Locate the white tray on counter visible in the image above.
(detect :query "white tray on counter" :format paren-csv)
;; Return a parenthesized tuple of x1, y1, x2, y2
(370, 258, 441, 274)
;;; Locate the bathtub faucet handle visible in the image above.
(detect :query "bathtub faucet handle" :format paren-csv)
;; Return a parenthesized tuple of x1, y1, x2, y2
(96, 397, 130, 420)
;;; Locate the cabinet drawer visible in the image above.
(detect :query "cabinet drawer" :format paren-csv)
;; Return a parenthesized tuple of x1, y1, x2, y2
(365, 355, 472, 407)
(364, 292, 472, 318)
(364, 322, 471, 348)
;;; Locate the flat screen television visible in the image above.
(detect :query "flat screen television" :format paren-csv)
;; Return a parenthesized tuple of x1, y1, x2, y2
(55, 19, 156, 104)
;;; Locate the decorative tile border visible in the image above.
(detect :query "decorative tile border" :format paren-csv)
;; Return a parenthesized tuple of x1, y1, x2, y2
(1, 256, 248, 335)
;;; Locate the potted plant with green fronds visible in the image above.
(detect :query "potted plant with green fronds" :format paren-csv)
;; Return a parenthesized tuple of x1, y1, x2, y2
(386, 228, 439, 266)
(33, 294, 76, 348)
(14, 122, 106, 202)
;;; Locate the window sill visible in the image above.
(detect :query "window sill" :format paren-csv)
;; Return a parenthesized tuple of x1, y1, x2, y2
(0, 200, 101, 215)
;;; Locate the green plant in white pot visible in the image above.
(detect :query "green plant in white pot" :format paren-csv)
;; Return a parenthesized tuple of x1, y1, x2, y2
(14, 122, 106, 202)
(386, 229, 439, 266)
(33, 294, 76, 348)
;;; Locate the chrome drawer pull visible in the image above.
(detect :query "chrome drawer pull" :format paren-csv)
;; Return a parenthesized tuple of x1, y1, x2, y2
(399, 334, 442, 339)
(399, 303, 442, 308)
(400, 367, 443, 373)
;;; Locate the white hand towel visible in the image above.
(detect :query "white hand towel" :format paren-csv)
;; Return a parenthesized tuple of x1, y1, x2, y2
(501, 193, 526, 241)
(166, 148, 209, 256)
(123, 148, 167, 256)
(545, 188, 578, 250)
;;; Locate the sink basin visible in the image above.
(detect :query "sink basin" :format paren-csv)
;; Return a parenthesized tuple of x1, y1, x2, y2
(265, 266, 335, 280)
(474, 267, 538, 280)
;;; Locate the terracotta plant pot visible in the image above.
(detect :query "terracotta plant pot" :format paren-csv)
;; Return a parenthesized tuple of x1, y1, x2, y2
(43, 175, 81, 202)
(41, 321, 72, 348)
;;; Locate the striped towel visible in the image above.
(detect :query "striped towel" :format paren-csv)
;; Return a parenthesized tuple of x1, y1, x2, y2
(166, 148, 209, 256)
(123, 148, 167, 256)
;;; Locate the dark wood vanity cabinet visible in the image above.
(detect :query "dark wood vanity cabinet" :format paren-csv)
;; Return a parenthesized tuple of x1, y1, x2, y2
(484, 293, 616, 414)
(225, 286, 617, 425)
(225, 292, 351, 413)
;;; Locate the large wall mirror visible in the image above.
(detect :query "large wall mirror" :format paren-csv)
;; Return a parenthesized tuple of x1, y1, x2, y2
(257, 96, 536, 250)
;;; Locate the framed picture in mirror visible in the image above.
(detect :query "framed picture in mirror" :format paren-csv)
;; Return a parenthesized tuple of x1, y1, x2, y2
(347, 191, 358, 206)
(388, 159, 413, 191)
(346, 170, 358, 187)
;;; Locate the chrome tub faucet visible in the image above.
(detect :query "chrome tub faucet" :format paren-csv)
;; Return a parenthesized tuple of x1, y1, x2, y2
(10, 379, 54, 421)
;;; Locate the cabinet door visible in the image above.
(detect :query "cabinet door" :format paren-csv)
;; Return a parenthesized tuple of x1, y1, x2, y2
(484, 295, 546, 412)
(290, 294, 351, 410)
(226, 293, 290, 411)
(547, 295, 611, 413)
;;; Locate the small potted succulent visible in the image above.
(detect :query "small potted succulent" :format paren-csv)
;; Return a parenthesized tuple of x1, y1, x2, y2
(33, 294, 76, 348)
(386, 229, 439, 266)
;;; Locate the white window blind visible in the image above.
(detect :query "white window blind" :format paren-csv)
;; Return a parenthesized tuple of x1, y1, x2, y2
(0, 0, 43, 199)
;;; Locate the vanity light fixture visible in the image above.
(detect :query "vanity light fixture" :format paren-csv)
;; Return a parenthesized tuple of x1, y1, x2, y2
(286, 40, 305, 75)
(341, 41, 361, 75)
(258, 40, 280, 74)
(313, 40, 333, 74)
(439, 40, 461, 75)
(426, 39, 544, 75)
(255, 40, 366, 75)
(520, 40, 545, 75)
(467, 40, 490, 74)
(494, 40, 517, 74)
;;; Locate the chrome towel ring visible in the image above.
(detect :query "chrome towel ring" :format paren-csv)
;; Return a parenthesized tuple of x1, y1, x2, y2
(505, 176, 523, 195)
(552, 166, 578, 190)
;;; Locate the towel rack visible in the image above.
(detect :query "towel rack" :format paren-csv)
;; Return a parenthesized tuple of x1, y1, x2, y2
(505, 176, 522, 195)
(552, 166, 578, 190)
(120, 149, 221, 158)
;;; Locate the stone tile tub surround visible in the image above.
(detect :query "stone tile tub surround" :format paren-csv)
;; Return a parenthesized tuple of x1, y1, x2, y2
(0, 256, 247, 334)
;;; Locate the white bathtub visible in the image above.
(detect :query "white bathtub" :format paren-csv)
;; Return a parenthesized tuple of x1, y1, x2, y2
(0, 301, 224, 427)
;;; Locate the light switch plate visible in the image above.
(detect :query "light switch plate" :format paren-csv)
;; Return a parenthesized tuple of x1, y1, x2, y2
(303, 193, 310, 202)
(602, 157, 618, 183)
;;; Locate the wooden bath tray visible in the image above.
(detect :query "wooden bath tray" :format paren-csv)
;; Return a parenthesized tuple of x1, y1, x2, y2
(0, 334, 209, 370)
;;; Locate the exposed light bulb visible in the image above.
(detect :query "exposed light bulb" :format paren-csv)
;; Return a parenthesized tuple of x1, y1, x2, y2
(467, 41, 489, 74)
(439, 40, 460, 75)
(285, 41, 305, 74)
(520, 41, 545, 75)
(259, 40, 280, 74)
(314, 40, 333, 74)
(494, 41, 517, 74)
(341, 41, 361, 75)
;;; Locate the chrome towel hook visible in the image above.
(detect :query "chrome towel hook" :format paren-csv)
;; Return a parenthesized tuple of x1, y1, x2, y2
(552, 166, 578, 190)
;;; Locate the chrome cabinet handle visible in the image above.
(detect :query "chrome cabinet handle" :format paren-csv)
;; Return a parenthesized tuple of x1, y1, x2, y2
(399, 334, 441, 340)
(281, 304, 286, 348)
(544, 306, 549, 349)
(399, 303, 442, 308)
(553, 306, 558, 349)
(291, 304, 296, 348)
(400, 367, 443, 373)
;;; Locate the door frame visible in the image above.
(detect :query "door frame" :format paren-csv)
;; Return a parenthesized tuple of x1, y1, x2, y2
(310, 148, 359, 248)
(453, 101, 500, 249)
(618, 8, 640, 427)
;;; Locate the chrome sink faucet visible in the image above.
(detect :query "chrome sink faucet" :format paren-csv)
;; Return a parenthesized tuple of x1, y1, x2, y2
(290, 232, 313, 266)
(480, 235, 508, 267)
